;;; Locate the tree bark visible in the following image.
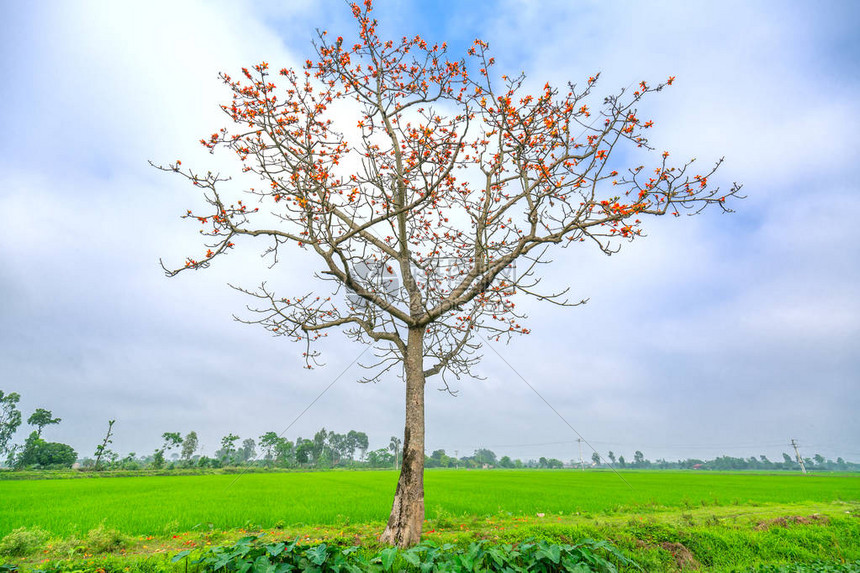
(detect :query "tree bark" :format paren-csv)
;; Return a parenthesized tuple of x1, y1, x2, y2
(379, 326, 425, 547)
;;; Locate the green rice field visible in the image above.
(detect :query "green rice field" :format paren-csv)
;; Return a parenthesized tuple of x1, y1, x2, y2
(3, 469, 858, 538)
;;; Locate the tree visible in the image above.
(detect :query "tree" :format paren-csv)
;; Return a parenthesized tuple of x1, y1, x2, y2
(312, 428, 329, 465)
(273, 437, 294, 467)
(218, 433, 240, 464)
(328, 432, 347, 465)
(429, 449, 451, 468)
(367, 448, 394, 468)
(151, 449, 166, 469)
(154, 0, 740, 546)
(257, 432, 294, 467)
(0, 391, 22, 461)
(239, 438, 257, 463)
(474, 448, 497, 466)
(537, 456, 562, 469)
(27, 408, 62, 438)
(121, 452, 140, 470)
(259, 431, 280, 467)
(153, 431, 184, 469)
(14, 431, 77, 469)
(93, 419, 115, 471)
(591, 452, 601, 466)
(389, 436, 402, 470)
(162, 432, 183, 452)
(607, 451, 616, 465)
(633, 450, 645, 467)
(181, 431, 199, 463)
(347, 430, 369, 461)
(618, 455, 627, 468)
(295, 439, 314, 466)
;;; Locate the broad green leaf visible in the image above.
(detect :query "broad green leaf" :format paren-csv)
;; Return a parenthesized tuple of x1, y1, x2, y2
(401, 550, 422, 567)
(458, 553, 475, 570)
(379, 547, 397, 571)
(306, 544, 329, 566)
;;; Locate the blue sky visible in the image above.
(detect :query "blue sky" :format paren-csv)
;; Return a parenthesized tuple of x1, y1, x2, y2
(1, 0, 858, 465)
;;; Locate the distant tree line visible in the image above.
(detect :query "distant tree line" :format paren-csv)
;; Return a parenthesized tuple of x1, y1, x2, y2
(593, 450, 860, 472)
(74, 428, 378, 471)
(2, 389, 858, 472)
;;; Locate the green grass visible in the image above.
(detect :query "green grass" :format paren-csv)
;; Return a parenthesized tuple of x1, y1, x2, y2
(2, 469, 858, 538)
(3, 470, 859, 572)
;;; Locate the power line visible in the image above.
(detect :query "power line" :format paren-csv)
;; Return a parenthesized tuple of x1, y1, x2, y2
(481, 334, 632, 489)
(225, 345, 370, 489)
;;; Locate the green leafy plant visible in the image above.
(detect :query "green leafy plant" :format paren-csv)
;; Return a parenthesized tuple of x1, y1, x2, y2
(0, 527, 50, 557)
(174, 534, 641, 572)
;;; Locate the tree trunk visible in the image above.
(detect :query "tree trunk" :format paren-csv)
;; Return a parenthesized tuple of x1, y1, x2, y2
(379, 327, 425, 547)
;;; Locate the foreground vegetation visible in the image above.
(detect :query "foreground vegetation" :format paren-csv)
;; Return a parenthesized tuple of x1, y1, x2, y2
(1, 470, 858, 571)
(2, 500, 858, 572)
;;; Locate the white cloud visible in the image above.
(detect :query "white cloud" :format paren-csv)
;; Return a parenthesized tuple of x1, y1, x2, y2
(1, 0, 857, 464)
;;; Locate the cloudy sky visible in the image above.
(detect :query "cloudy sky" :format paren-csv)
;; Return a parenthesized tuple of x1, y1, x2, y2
(1, 0, 858, 466)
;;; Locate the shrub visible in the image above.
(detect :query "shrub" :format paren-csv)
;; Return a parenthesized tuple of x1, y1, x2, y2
(0, 527, 50, 557)
(85, 524, 131, 553)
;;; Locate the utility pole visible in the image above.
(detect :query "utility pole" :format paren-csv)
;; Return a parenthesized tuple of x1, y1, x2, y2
(791, 439, 807, 474)
(577, 439, 584, 471)
(454, 449, 459, 470)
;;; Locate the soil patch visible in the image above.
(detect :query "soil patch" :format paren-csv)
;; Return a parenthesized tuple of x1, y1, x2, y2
(660, 541, 700, 570)
(754, 514, 829, 531)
